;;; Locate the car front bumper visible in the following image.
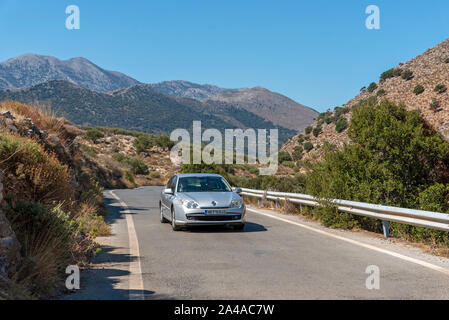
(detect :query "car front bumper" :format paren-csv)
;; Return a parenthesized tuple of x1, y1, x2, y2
(175, 206, 246, 226)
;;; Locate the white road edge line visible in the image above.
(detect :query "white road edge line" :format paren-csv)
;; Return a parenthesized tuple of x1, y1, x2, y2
(247, 206, 449, 276)
(109, 191, 145, 300)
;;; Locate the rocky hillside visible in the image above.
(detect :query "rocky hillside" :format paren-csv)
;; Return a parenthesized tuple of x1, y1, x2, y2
(0, 54, 140, 92)
(282, 37, 449, 161)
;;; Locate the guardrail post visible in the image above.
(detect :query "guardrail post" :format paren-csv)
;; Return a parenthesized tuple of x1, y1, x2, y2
(382, 220, 390, 238)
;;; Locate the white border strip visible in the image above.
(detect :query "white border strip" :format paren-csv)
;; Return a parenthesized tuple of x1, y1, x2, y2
(247, 207, 449, 276)
(109, 191, 145, 300)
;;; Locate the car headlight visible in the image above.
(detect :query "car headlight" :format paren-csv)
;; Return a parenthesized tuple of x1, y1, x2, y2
(230, 199, 243, 208)
(182, 200, 199, 209)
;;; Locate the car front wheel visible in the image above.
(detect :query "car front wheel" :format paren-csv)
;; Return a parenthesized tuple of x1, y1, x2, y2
(171, 207, 181, 231)
(160, 203, 168, 223)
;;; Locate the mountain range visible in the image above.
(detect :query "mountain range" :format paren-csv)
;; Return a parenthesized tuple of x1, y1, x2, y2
(0, 54, 318, 140)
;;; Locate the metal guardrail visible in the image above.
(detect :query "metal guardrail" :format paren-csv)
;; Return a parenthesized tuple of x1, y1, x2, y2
(240, 188, 449, 237)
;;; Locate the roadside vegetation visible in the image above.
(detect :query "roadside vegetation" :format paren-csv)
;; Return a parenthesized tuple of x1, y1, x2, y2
(0, 102, 108, 299)
(303, 99, 449, 246)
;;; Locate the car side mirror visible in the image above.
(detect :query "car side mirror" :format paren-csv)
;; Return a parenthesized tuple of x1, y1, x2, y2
(233, 187, 242, 194)
(163, 188, 174, 195)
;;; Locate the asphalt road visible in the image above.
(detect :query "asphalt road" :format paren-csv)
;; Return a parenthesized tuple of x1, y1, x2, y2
(66, 186, 449, 300)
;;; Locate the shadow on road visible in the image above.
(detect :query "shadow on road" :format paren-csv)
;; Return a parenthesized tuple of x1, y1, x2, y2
(185, 221, 267, 233)
(64, 245, 173, 300)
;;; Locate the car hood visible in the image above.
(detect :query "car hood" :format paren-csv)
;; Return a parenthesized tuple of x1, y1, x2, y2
(179, 192, 238, 208)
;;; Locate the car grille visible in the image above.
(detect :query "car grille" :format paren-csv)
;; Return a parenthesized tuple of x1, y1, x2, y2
(187, 214, 241, 221)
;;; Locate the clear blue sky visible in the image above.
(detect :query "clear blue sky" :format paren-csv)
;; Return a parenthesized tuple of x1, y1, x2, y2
(1, 0, 449, 112)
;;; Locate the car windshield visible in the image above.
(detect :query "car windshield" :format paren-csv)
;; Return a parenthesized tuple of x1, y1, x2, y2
(177, 176, 232, 193)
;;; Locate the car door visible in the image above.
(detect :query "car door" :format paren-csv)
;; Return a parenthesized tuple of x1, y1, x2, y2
(166, 176, 177, 210)
(161, 176, 174, 216)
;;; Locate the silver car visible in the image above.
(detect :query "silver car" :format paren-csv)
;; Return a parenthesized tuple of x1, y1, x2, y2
(159, 173, 246, 231)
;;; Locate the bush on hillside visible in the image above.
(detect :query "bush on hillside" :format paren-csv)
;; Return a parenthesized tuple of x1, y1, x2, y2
(304, 142, 314, 152)
(305, 99, 449, 244)
(278, 151, 292, 163)
(4, 201, 75, 297)
(84, 128, 104, 143)
(434, 83, 447, 94)
(112, 153, 149, 175)
(413, 84, 425, 95)
(380, 68, 396, 81)
(0, 134, 73, 206)
(335, 118, 348, 133)
(292, 146, 304, 161)
(429, 98, 440, 112)
(401, 69, 414, 80)
(367, 82, 378, 93)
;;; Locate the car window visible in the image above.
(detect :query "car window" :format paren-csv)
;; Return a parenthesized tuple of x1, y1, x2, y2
(177, 176, 232, 193)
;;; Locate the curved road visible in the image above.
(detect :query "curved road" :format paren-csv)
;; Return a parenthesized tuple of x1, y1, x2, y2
(66, 186, 449, 300)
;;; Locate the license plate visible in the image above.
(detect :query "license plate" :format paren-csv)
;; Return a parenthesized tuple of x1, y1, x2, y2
(204, 209, 226, 215)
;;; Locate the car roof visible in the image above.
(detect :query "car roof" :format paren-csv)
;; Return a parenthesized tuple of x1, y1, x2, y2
(176, 173, 223, 178)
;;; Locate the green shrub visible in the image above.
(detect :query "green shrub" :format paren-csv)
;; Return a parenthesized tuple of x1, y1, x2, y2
(367, 82, 378, 93)
(413, 84, 425, 95)
(133, 134, 154, 153)
(123, 169, 135, 184)
(297, 134, 305, 144)
(312, 126, 322, 137)
(81, 144, 98, 158)
(376, 89, 386, 97)
(305, 99, 449, 244)
(4, 200, 74, 297)
(278, 151, 292, 163)
(133, 133, 175, 153)
(434, 83, 447, 94)
(393, 68, 403, 77)
(429, 98, 440, 112)
(401, 69, 414, 80)
(380, 68, 395, 81)
(84, 128, 104, 142)
(112, 153, 149, 175)
(292, 146, 304, 161)
(281, 161, 295, 168)
(0, 134, 72, 206)
(305, 126, 313, 135)
(149, 171, 161, 179)
(304, 142, 314, 152)
(334, 106, 350, 118)
(335, 118, 348, 133)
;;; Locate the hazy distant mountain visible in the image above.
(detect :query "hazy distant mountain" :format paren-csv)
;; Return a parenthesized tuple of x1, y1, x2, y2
(149, 80, 243, 101)
(207, 87, 318, 132)
(150, 81, 318, 132)
(0, 80, 296, 141)
(0, 54, 140, 92)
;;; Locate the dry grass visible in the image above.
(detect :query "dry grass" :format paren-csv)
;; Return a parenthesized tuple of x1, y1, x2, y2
(0, 101, 65, 138)
(0, 133, 74, 207)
